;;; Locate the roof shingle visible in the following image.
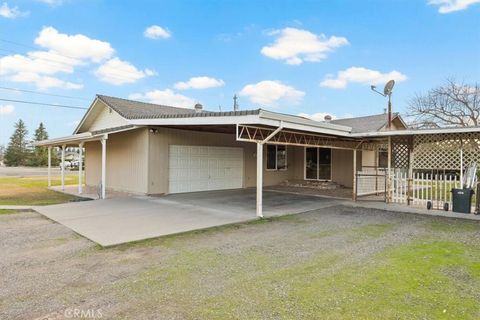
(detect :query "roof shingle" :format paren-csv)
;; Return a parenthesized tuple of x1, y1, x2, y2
(329, 113, 400, 133)
(97, 94, 261, 120)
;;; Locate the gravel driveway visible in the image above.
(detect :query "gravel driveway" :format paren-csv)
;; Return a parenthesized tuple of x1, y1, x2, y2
(1, 206, 479, 319)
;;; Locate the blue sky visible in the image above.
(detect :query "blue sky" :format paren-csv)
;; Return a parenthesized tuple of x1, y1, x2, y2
(0, 0, 479, 144)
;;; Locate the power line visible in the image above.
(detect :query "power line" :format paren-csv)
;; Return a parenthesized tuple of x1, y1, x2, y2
(0, 98, 87, 110)
(0, 86, 90, 101)
(0, 38, 41, 51)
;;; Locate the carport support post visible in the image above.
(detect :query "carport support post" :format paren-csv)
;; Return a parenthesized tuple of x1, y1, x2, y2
(387, 136, 392, 203)
(256, 142, 263, 218)
(61, 145, 66, 191)
(47, 146, 52, 188)
(460, 141, 464, 188)
(352, 149, 357, 201)
(78, 142, 84, 194)
(101, 137, 107, 199)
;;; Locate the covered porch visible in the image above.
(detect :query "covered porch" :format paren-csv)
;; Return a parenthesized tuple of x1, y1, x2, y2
(356, 128, 480, 213)
(234, 123, 379, 217)
(34, 131, 110, 200)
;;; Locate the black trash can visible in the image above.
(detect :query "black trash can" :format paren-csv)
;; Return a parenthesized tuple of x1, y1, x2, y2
(452, 188, 474, 214)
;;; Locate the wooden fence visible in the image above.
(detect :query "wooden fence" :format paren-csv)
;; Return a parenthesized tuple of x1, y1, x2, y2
(390, 171, 463, 209)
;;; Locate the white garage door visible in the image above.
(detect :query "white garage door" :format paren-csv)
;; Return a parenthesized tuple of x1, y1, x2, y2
(169, 145, 244, 194)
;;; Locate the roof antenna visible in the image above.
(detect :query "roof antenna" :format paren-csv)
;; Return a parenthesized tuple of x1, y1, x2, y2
(218, 105, 222, 111)
(233, 94, 239, 112)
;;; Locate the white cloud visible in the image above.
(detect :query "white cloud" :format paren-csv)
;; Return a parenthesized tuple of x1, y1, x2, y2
(0, 53, 83, 89)
(10, 72, 83, 90)
(298, 112, 336, 122)
(0, 2, 28, 18)
(320, 67, 407, 89)
(429, 0, 480, 13)
(261, 27, 348, 65)
(37, 0, 63, 6)
(0, 26, 154, 88)
(0, 104, 15, 115)
(0, 26, 115, 89)
(239, 80, 305, 106)
(129, 89, 195, 108)
(0, 48, 85, 80)
(144, 25, 171, 39)
(35, 26, 114, 63)
(174, 76, 225, 90)
(95, 58, 154, 85)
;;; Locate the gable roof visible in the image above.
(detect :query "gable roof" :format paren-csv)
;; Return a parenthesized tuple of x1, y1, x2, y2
(329, 113, 406, 133)
(96, 95, 199, 119)
(76, 94, 407, 137)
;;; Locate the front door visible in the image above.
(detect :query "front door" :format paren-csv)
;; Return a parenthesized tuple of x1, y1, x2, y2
(305, 147, 331, 180)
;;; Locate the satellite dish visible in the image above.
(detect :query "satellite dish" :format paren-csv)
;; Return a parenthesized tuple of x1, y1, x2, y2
(383, 80, 395, 96)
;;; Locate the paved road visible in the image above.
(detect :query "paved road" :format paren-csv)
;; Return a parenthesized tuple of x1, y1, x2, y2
(0, 166, 63, 177)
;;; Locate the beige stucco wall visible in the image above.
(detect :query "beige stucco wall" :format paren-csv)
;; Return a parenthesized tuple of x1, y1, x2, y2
(361, 150, 376, 168)
(78, 100, 128, 133)
(84, 126, 361, 195)
(330, 149, 361, 188)
(147, 127, 296, 194)
(84, 128, 149, 194)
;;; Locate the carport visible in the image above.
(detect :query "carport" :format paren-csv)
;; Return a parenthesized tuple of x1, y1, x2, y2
(235, 123, 380, 217)
(35, 189, 339, 246)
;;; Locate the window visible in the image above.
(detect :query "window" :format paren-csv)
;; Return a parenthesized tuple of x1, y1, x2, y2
(266, 145, 287, 171)
(378, 147, 388, 168)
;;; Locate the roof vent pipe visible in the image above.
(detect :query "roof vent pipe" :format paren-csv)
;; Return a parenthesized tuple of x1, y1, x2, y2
(324, 115, 332, 121)
(194, 103, 203, 113)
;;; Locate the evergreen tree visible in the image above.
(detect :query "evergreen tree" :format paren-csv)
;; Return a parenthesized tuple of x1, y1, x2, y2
(4, 119, 30, 166)
(0, 145, 5, 162)
(29, 122, 57, 166)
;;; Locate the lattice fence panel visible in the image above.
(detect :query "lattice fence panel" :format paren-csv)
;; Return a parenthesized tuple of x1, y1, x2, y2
(392, 137, 411, 169)
(412, 133, 480, 170)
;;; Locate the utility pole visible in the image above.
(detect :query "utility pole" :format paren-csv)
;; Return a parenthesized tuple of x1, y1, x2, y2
(233, 94, 239, 111)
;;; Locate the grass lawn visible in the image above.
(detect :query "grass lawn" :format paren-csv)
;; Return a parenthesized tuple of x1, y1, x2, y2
(0, 209, 17, 214)
(2, 205, 480, 319)
(117, 222, 480, 319)
(0, 175, 81, 205)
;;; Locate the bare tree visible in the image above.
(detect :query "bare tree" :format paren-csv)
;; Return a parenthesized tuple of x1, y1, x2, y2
(408, 79, 480, 128)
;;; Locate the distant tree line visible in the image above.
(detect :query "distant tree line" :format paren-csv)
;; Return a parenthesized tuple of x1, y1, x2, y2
(2, 119, 59, 167)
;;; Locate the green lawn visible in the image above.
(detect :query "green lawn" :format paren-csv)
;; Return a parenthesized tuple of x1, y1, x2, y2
(2, 206, 480, 319)
(0, 175, 81, 205)
(108, 213, 480, 319)
(0, 209, 17, 214)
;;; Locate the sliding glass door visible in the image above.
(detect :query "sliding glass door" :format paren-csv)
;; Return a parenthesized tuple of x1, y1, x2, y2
(305, 147, 331, 180)
(305, 147, 318, 179)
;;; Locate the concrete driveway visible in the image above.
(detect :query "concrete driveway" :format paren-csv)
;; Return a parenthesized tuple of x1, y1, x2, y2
(35, 189, 338, 246)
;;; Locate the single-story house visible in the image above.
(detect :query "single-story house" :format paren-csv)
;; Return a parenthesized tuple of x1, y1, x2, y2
(37, 94, 480, 216)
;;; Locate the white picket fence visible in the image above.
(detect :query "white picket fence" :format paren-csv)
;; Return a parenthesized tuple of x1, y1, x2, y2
(390, 171, 462, 208)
